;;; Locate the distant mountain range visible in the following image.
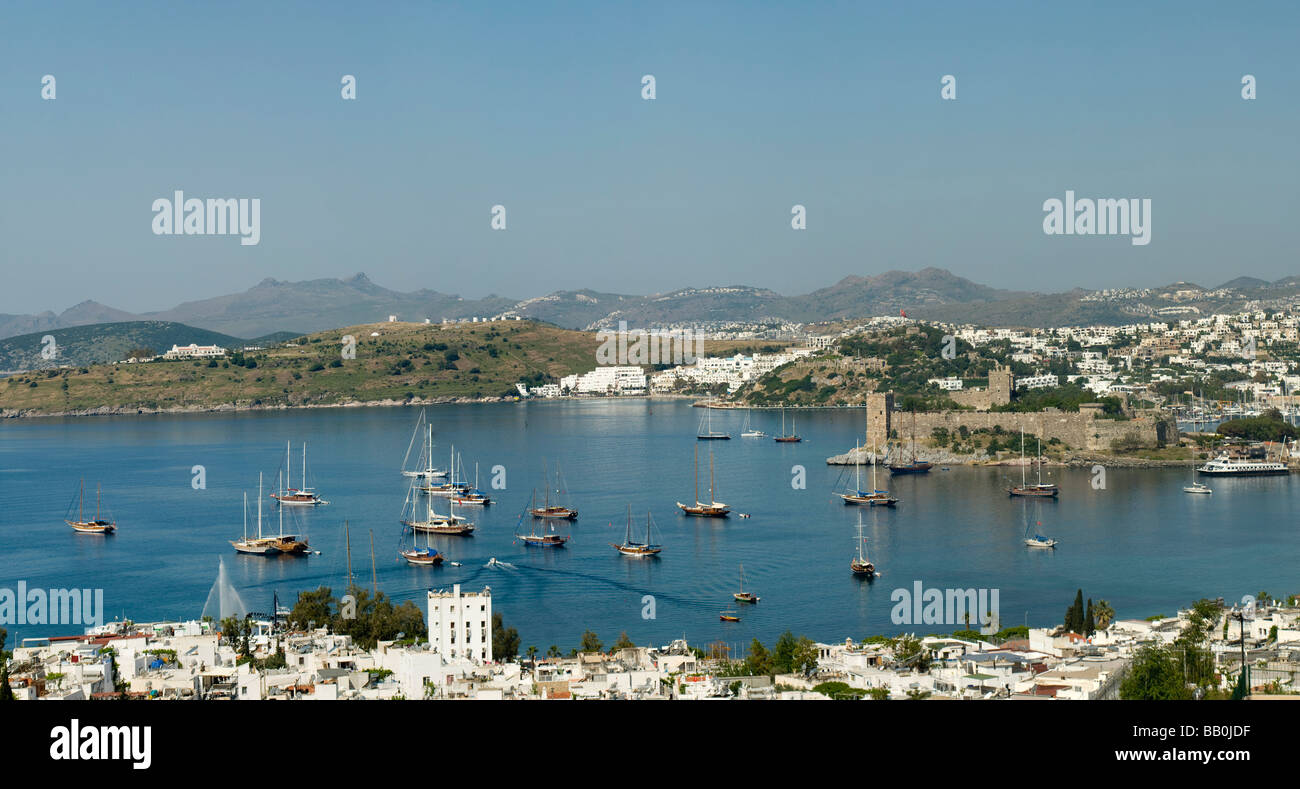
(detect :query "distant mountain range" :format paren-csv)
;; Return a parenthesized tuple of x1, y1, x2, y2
(4, 269, 1299, 340)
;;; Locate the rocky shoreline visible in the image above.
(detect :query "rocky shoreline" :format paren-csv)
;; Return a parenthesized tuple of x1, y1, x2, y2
(825, 445, 1202, 469)
(0, 395, 517, 420)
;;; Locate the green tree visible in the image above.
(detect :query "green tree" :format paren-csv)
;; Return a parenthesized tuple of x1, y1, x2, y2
(611, 631, 636, 651)
(0, 627, 12, 702)
(1085, 599, 1096, 636)
(1094, 600, 1115, 630)
(745, 638, 773, 676)
(1120, 645, 1194, 700)
(578, 630, 603, 654)
(288, 586, 336, 630)
(492, 612, 520, 661)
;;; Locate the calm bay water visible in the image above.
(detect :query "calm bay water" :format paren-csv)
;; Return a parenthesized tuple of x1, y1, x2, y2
(2, 399, 1297, 651)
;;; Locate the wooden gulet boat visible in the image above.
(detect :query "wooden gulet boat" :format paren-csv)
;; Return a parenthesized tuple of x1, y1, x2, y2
(611, 505, 662, 557)
(1007, 430, 1058, 497)
(677, 445, 730, 517)
(516, 505, 569, 547)
(402, 476, 475, 536)
(850, 515, 876, 577)
(232, 477, 281, 555)
(774, 407, 801, 442)
(838, 439, 898, 507)
(272, 476, 310, 555)
(270, 441, 327, 505)
(450, 461, 492, 506)
(65, 479, 116, 535)
(529, 460, 577, 519)
(719, 611, 741, 622)
(420, 443, 471, 496)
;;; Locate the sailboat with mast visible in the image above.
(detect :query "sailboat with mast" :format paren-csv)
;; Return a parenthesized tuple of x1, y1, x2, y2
(838, 440, 898, 506)
(270, 441, 327, 505)
(611, 505, 662, 557)
(529, 460, 578, 519)
(421, 444, 472, 496)
(401, 414, 448, 479)
(399, 503, 446, 565)
(271, 472, 310, 554)
(696, 407, 731, 440)
(1007, 430, 1059, 497)
(888, 410, 932, 474)
(450, 459, 492, 506)
(740, 409, 766, 438)
(733, 564, 759, 603)
(232, 476, 281, 555)
(850, 512, 875, 577)
(1022, 500, 1058, 548)
(402, 476, 476, 535)
(515, 504, 569, 547)
(65, 479, 116, 534)
(774, 407, 801, 442)
(677, 444, 730, 517)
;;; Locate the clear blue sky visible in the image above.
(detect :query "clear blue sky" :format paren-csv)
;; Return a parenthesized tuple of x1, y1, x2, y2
(1, 0, 1297, 314)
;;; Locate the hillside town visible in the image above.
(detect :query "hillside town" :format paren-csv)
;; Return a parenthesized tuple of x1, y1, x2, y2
(5, 588, 1297, 700)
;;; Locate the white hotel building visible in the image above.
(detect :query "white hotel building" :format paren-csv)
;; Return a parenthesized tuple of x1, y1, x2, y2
(427, 584, 493, 663)
(560, 365, 647, 395)
(163, 343, 227, 359)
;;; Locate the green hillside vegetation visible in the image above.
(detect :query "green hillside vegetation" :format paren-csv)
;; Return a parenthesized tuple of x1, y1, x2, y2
(0, 321, 288, 371)
(1216, 410, 1299, 442)
(0, 320, 758, 415)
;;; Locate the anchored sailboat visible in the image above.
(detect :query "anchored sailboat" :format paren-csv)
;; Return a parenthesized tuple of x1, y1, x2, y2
(733, 564, 759, 603)
(850, 512, 876, 577)
(1022, 501, 1058, 548)
(515, 504, 569, 547)
(65, 479, 116, 535)
(774, 407, 801, 442)
(232, 476, 281, 555)
(677, 444, 730, 517)
(1007, 430, 1059, 497)
(529, 460, 577, 519)
(421, 444, 472, 496)
(402, 476, 475, 535)
(838, 440, 898, 506)
(740, 409, 766, 438)
(451, 460, 492, 506)
(697, 407, 731, 440)
(401, 415, 448, 479)
(399, 505, 446, 566)
(272, 473, 310, 555)
(611, 505, 662, 557)
(270, 441, 327, 505)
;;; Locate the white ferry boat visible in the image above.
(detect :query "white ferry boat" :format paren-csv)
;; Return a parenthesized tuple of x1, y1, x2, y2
(1196, 454, 1289, 476)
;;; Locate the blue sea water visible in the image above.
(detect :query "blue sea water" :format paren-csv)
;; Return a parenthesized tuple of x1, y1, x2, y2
(2, 399, 1295, 652)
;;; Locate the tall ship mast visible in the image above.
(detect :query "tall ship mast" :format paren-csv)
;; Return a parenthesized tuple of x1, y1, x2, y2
(1007, 430, 1059, 497)
(529, 459, 578, 519)
(774, 407, 801, 442)
(838, 436, 898, 507)
(65, 479, 116, 534)
(232, 475, 281, 555)
(611, 505, 662, 557)
(677, 444, 731, 517)
(401, 474, 475, 535)
(270, 441, 327, 505)
(850, 512, 875, 577)
(888, 410, 932, 474)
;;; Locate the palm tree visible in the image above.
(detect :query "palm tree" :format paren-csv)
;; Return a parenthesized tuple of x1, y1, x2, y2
(546, 645, 561, 658)
(525, 645, 538, 665)
(1095, 600, 1116, 631)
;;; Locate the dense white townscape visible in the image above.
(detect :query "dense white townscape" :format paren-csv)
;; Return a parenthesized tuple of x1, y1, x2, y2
(7, 589, 1298, 700)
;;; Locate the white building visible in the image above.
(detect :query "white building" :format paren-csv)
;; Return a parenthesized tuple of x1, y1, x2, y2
(928, 377, 963, 391)
(427, 585, 493, 663)
(560, 366, 647, 395)
(163, 343, 227, 360)
(1016, 374, 1060, 390)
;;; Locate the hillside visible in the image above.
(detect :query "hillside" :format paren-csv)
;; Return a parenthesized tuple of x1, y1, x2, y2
(0, 321, 268, 372)
(0, 320, 755, 417)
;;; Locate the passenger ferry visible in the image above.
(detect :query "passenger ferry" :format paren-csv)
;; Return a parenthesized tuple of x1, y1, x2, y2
(1196, 454, 1289, 476)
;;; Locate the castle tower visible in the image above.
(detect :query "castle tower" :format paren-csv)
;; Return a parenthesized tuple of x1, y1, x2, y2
(866, 392, 893, 454)
(988, 363, 1014, 407)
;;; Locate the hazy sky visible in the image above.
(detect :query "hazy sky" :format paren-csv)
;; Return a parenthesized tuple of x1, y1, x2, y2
(2, 0, 1297, 314)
